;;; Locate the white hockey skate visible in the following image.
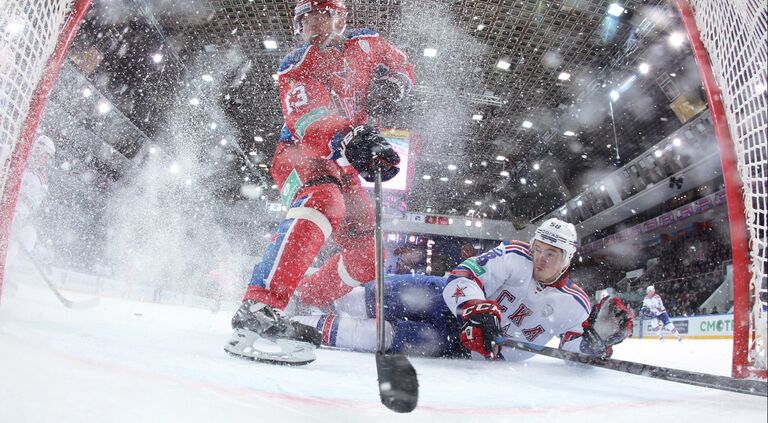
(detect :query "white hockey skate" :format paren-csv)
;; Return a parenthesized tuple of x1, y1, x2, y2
(224, 300, 321, 366)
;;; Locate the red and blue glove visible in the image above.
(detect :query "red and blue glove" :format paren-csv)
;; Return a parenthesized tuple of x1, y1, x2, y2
(581, 296, 634, 359)
(458, 299, 503, 359)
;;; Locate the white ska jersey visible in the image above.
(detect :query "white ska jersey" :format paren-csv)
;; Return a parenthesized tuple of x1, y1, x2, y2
(642, 294, 666, 317)
(442, 240, 592, 360)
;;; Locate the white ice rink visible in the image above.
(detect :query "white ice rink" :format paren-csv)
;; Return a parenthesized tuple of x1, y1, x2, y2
(1, 267, 765, 423)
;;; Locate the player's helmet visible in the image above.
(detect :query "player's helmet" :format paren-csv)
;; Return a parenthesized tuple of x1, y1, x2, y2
(647, 285, 655, 293)
(34, 134, 56, 156)
(293, 0, 347, 36)
(532, 218, 578, 267)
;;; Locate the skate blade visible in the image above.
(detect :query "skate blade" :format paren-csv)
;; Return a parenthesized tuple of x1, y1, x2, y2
(224, 329, 316, 366)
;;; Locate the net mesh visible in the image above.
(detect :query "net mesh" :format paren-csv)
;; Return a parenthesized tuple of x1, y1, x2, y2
(689, 0, 768, 371)
(0, 0, 74, 196)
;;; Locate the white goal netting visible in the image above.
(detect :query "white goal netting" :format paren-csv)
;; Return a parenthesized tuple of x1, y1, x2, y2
(689, 0, 767, 373)
(0, 0, 76, 196)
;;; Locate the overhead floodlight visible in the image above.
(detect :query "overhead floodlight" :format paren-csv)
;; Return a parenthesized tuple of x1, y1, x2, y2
(522, 120, 533, 128)
(248, 151, 258, 156)
(202, 74, 214, 82)
(599, 185, 606, 191)
(465, 220, 472, 227)
(151, 53, 163, 63)
(82, 87, 92, 97)
(263, 39, 278, 50)
(654, 149, 663, 158)
(422, 174, 432, 180)
(476, 24, 486, 31)
(500, 170, 510, 177)
(448, 164, 457, 171)
(475, 221, 482, 228)
(220, 138, 228, 146)
(169, 162, 180, 174)
(490, 204, 497, 210)
(563, 130, 575, 137)
(423, 48, 437, 57)
(185, 178, 193, 185)
(496, 59, 511, 70)
(474, 201, 482, 206)
(533, 163, 540, 170)
(610, 90, 620, 101)
(254, 135, 264, 142)
(464, 179, 473, 184)
(607, 3, 625, 17)
(472, 114, 483, 121)
(668, 32, 685, 48)
(576, 200, 583, 206)
(210, 122, 218, 130)
(439, 176, 448, 181)
(148, 146, 157, 154)
(673, 138, 682, 146)
(557, 72, 571, 81)
(638, 62, 650, 74)
(560, 208, 567, 215)
(520, 178, 527, 185)
(97, 101, 111, 114)
(189, 97, 200, 106)
(480, 160, 488, 167)
(495, 155, 506, 161)
(258, 164, 268, 168)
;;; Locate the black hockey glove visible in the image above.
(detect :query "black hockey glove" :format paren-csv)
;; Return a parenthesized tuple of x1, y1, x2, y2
(366, 76, 405, 117)
(458, 299, 503, 359)
(580, 296, 634, 359)
(340, 125, 400, 182)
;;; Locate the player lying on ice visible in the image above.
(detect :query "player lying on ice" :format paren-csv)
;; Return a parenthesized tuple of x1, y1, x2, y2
(224, 0, 415, 365)
(288, 218, 635, 361)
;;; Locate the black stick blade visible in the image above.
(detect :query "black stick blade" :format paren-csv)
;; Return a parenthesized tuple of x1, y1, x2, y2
(376, 352, 419, 413)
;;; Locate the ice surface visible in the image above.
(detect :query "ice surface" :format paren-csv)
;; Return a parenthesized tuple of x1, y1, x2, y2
(1, 269, 765, 423)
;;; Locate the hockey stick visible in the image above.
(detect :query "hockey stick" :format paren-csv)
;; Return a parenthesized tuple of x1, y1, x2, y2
(373, 169, 419, 413)
(16, 243, 99, 310)
(499, 338, 767, 397)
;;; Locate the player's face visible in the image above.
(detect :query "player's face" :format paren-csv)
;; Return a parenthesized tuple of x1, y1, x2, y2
(299, 9, 338, 44)
(647, 290, 655, 298)
(531, 240, 566, 283)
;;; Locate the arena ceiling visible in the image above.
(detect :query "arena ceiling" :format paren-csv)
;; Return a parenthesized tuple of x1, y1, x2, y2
(59, 0, 704, 225)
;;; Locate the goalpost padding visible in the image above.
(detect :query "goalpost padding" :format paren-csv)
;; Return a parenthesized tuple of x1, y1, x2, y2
(675, 0, 767, 379)
(0, 0, 92, 302)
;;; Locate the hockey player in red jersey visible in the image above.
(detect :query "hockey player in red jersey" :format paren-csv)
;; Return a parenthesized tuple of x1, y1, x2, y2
(225, 0, 415, 365)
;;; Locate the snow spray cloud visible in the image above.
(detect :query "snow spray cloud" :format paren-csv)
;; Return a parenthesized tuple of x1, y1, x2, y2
(104, 47, 266, 299)
(388, 0, 487, 173)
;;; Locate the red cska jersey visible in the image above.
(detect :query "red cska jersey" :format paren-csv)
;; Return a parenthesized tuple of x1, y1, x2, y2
(276, 29, 415, 163)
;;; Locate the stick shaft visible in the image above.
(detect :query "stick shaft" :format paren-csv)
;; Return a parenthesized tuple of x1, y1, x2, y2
(374, 171, 386, 353)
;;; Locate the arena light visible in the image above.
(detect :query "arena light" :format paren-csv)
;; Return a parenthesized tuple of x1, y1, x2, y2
(81, 87, 92, 97)
(169, 162, 180, 174)
(423, 47, 437, 57)
(472, 114, 483, 121)
(189, 97, 200, 106)
(248, 151, 258, 156)
(500, 170, 509, 177)
(607, 3, 625, 17)
(495, 155, 506, 161)
(533, 163, 540, 170)
(599, 185, 606, 191)
(520, 178, 527, 185)
(490, 204, 497, 210)
(201, 74, 214, 82)
(522, 120, 533, 128)
(151, 53, 163, 63)
(610, 90, 620, 101)
(673, 138, 682, 146)
(464, 179, 473, 184)
(576, 200, 583, 206)
(668, 32, 686, 48)
(496, 59, 511, 70)
(475, 221, 482, 228)
(563, 130, 575, 137)
(638, 62, 650, 74)
(474, 201, 482, 206)
(448, 164, 457, 171)
(422, 174, 432, 180)
(220, 138, 228, 146)
(557, 72, 571, 81)
(560, 208, 567, 215)
(476, 24, 486, 31)
(263, 39, 278, 50)
(254, 135, 264, 142)
(97, 101, 111, 114)
(439, 176, 448, 182)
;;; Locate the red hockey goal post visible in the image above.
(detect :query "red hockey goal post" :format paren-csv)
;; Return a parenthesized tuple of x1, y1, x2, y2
(675, 0, 767, 379)
(0, 0, 92, 301)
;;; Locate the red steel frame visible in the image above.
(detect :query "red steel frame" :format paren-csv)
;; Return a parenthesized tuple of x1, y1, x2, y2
(675, 0, 766, 379)
(0, 0, 93, 304)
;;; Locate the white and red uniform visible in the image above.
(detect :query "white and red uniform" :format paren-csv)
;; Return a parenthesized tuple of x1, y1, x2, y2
(442, 241, 593, 360)
(243, 29, 415, 309)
